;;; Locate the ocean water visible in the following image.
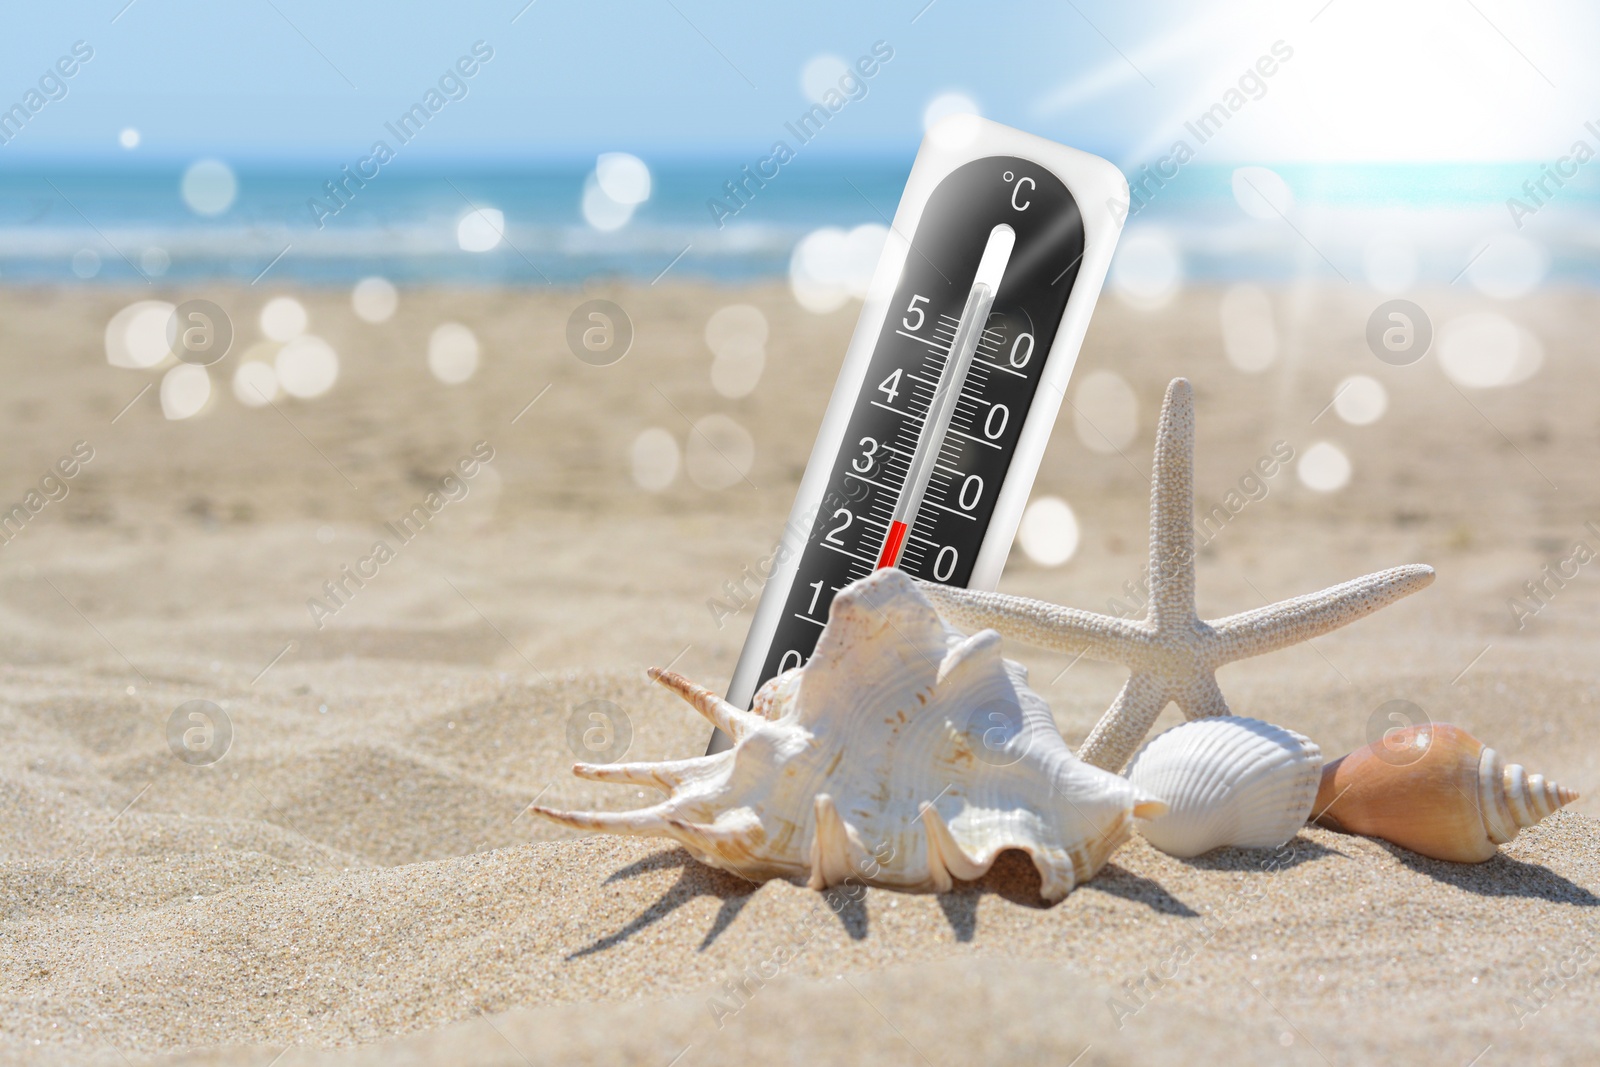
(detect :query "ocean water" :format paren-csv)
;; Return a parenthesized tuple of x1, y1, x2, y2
(3, 159, 1599, 288)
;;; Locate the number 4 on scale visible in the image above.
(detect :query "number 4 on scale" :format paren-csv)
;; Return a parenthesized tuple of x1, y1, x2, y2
(878, 368, 902, 405)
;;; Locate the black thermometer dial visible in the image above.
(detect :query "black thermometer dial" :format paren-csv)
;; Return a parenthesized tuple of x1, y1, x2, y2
(754, 155, 1086, 689)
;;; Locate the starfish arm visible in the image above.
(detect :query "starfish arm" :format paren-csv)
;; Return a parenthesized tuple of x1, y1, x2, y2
(1208, 564, 1435, 663)
(1075, 671, 1171, 772)
(1173, 671, 1231, 720)
(1148, 379, 1198, 629)
(918, 582, 1148, 664)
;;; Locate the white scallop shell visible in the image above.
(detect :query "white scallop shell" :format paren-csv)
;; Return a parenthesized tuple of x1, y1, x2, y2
(1125, 716, 1321, 858)
(534, 568, 1165, 901)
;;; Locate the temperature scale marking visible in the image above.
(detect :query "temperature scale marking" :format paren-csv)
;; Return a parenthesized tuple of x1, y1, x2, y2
(712, 121, 1125, 752)
(752, 154, 1088, 688)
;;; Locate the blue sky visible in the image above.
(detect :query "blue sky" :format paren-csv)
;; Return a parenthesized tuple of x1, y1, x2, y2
(2, 0, 1597, 164)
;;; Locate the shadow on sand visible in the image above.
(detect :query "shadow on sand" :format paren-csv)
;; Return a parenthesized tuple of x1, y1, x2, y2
(568, 846, 1203, 955)
(1382, 842, 1600, 904)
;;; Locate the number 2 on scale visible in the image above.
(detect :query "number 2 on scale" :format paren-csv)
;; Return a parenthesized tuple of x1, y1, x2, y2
(824, 508, 853, 545)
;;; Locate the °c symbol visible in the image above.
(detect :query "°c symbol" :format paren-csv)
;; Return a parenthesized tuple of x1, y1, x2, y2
(1012, 175, 1035, 212)
(1002, 171, 1014, 182)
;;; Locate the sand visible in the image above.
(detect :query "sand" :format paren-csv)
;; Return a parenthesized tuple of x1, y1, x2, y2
(2, 280, 1598, 1065)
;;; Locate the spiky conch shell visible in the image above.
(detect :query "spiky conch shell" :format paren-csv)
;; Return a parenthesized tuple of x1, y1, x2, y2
(534, 569, 1166, 902)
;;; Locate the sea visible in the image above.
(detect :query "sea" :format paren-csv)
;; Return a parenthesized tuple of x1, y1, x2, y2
(2, 159, 1598, 289)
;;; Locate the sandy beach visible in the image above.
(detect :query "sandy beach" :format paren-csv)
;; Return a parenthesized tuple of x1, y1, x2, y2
(3, 280, 1598, 1065)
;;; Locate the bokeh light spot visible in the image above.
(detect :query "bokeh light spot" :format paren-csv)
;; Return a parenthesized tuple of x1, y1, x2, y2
(801, 55, 849, 104)
(1018, 496, 1080, 567)
(232, 360, 279, 408)
(106, 300, 176, 369)
(259, 296, 307, 342)
(275, 335, 339, 398)
(457, 208, 506, 252)
(789, 224, 886, 314)
(1111, 228, 1182, 310)
(705, 304, 768, 357)
(428, 322, 480, 384)
(581, 174, 634, 232)
(594, 153, 651, 206)
(160, 364, 210, 420)
(706, 304, 768, 399)
(1333, 375, 1388, 425)
(1072, 370, 1138, 453)
(1436, 312, 1541, 388)
(1219, 284, 1277, 372)
(352, 276, 398, 323)
(711, 349, 766, 399)
(181, 159, 237, 216)
(630, 428, 680, 492)
(1298, 442, 1351, 493)
(686, 414, 754, 489)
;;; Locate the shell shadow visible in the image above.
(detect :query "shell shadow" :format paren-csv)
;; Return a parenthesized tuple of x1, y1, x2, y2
(1380, 842, 1600, 905)
(822, 885, 871, 940)
(569, 848, 762, 959)
(1078, 861, 1199, 918)
(934, 850, 1055, 941)
(938, 850, 1197, 941)
(573, 848, 871, 956)
(576, 846, 1202, 954)
(1176, 834, 1346, 873)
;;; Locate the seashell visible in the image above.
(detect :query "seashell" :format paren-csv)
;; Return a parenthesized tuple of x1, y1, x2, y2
(1312, 723, 1579, 863)
(533, 569, 1165, 902)
(1124, 716, 1322, 858)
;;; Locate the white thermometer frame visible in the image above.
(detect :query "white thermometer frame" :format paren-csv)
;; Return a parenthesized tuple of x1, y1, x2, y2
(723, 117, 1128, 715)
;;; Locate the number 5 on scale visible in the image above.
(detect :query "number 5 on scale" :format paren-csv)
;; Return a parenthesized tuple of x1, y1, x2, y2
(902, 294, 928, 332)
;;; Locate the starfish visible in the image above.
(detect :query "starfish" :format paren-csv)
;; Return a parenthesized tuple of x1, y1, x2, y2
(922, 377, 1434, 772)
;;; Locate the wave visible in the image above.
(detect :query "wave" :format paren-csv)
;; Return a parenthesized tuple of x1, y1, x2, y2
(3, 161, 1600, 287)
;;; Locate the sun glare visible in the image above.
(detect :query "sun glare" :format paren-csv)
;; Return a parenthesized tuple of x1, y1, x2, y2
(1039, 0, 1595, 162)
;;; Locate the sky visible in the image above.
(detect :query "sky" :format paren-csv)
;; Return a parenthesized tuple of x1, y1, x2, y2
(1, 0, 1597, 166)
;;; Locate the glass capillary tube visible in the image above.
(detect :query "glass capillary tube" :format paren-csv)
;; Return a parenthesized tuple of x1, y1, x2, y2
(875, 279, 996, 569)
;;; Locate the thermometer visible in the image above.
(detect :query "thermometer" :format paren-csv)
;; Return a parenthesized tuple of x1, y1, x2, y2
(711, 117, 1127, 752)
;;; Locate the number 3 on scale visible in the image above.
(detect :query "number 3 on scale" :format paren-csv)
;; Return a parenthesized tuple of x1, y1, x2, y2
(852, 437, 879, 473)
